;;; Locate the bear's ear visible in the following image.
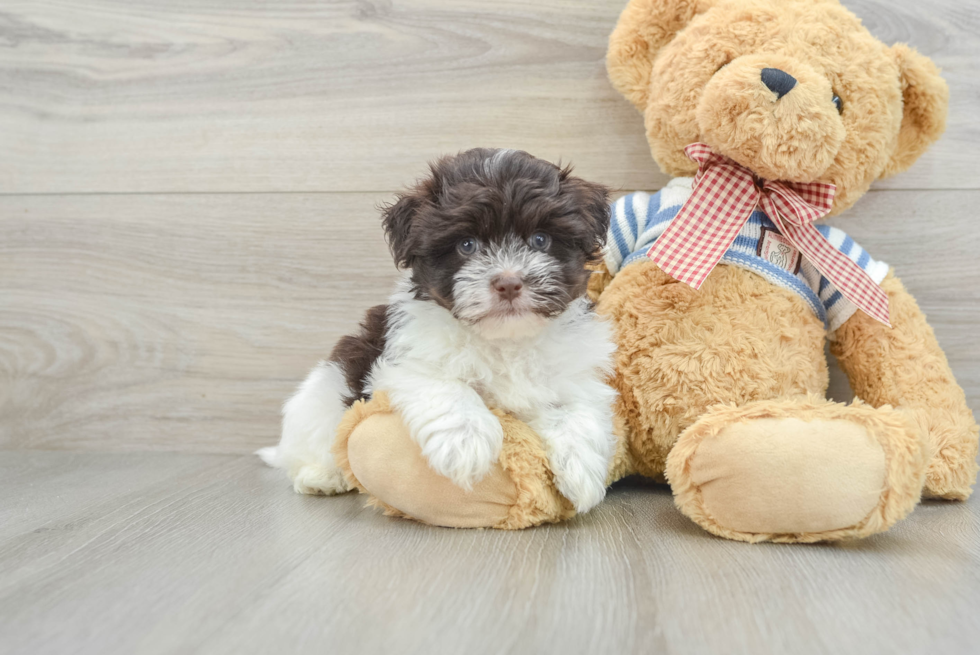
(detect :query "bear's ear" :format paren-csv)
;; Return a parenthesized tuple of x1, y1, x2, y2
(607, 0, 716, 111)
(883, 44, 949, 177)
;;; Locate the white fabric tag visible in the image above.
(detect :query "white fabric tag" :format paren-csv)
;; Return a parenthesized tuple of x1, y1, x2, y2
(757, 227, 802, 274)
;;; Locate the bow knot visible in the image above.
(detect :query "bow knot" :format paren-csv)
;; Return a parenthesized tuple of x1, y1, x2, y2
(647, 143, 890, 326)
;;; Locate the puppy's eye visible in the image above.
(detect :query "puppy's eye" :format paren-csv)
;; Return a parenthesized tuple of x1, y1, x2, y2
(457, 237, 480, 256)
(832, 94, 843, 114)
(529, 233, 551, 251)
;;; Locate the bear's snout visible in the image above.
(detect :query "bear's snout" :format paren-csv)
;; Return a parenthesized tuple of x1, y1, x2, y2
(694, 54, 845, 183)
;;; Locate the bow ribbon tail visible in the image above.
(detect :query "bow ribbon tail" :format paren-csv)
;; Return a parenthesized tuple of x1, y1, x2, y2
(761, 191, 891, 327)
(647, 163, 758, 289)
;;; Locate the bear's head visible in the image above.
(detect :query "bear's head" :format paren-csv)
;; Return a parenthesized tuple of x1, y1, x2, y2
(607, 0, 948, 213)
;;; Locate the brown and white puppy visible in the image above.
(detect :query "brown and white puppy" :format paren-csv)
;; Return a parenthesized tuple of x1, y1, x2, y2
(258, 148, 618, 512)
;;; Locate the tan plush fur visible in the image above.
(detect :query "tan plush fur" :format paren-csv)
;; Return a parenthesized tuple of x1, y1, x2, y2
(334, 391, 411, 519)
(596, 0, 972, 541)
(610, 0, 946, 213)
(492, 412, 577, 529)
(883, 45, 950, 178)
(331, 0, 974, 542)
(596, 261, 829, 480)
(831, 273, 980, 500)
(335, 392, 574, 529)
(664, 397, 928, 543)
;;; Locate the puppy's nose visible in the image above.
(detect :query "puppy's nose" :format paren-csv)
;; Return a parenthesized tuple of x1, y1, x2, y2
(761, 68, 797, 99)
(492, 274, 523, 301)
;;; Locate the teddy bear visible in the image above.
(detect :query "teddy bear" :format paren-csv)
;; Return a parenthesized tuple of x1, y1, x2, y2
(323, 0, 978, 542)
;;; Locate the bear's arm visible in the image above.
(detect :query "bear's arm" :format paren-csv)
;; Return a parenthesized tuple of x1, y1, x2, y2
(830, 270, 979, 499)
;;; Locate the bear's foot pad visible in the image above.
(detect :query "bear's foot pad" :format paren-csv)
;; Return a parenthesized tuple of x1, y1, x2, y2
(346, 412, 518, 528)
(688, 417, 886, 535)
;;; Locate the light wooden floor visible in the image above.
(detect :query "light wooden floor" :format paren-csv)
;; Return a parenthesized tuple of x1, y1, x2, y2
(1, 451, 979, 655)
(2, 1, 979, 653)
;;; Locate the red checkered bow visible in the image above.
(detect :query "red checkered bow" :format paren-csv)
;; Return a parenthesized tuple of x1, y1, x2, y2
(647, 143, 890, 326)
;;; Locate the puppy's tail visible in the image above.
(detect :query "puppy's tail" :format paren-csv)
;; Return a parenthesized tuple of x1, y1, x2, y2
(255, 446, 281, 468)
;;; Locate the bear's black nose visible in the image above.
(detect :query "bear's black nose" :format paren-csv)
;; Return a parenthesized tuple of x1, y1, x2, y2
(761, 68, 797, 99)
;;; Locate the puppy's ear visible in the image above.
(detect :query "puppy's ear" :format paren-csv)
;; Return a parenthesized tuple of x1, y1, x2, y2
(562, 169, 611, 260)
(380, 194, 421, 268)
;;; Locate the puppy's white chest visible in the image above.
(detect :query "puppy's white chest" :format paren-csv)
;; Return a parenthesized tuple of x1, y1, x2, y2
(379, 292, 610, 421)
(470, 349, 558, 417)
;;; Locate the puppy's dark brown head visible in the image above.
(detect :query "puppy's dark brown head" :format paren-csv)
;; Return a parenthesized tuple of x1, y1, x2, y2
(381, 148, 610, 338)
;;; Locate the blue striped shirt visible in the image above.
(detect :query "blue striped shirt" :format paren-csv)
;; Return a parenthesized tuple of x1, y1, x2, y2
(603, 179, 889, 331)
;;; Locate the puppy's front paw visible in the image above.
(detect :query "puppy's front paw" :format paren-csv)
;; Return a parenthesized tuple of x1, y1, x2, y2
(292, 463, 352, 496)
(416, 410, 504, 490)
(548, 445, 610, 514)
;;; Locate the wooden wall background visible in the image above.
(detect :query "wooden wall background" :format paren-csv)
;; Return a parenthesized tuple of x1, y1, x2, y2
(2, 0, 978, 454)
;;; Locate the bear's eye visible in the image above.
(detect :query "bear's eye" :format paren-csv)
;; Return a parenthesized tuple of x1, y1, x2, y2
(832, 93, 843, 114)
